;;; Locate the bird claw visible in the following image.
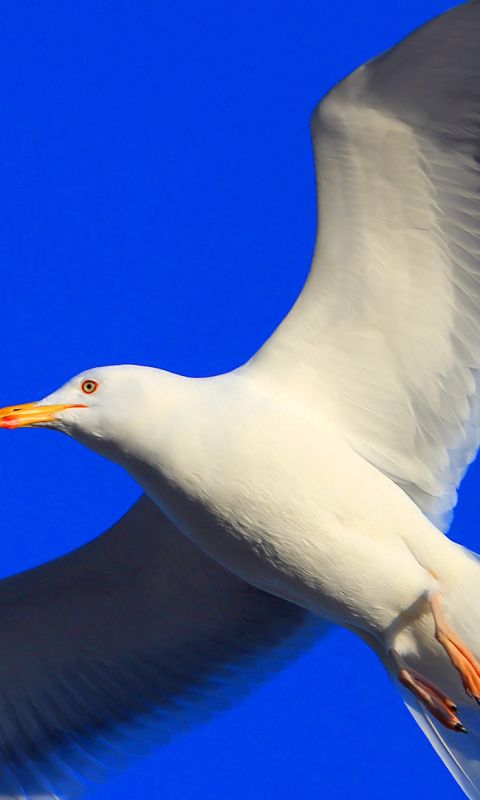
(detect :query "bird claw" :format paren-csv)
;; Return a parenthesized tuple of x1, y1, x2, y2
(394, 657, 465, 732)
(391, 594, 480, 733)
(454, 723, 468, 734)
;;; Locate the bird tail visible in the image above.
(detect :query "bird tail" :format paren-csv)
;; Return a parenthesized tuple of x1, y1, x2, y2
(396, 679, 480, 799)
(376, 546, 480, 800)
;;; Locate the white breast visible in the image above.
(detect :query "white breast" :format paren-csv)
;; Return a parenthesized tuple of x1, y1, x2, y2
(123, 373, 468, 637)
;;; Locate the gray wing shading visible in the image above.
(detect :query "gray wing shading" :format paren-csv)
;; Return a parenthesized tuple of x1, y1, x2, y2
(0, 494, 324, 799)
(251, 0, 480, 531)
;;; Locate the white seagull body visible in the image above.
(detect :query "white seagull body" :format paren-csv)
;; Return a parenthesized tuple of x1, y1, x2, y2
(2, 1, 480, 798)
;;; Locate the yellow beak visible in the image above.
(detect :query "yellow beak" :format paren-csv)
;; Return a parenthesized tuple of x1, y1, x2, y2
(0, 402, 87, 429)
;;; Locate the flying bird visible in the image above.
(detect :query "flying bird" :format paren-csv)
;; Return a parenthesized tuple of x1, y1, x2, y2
(2, 1, 480, 797)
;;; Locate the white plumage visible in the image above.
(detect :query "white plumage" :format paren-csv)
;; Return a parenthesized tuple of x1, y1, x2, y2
(2, 2, 480, 798)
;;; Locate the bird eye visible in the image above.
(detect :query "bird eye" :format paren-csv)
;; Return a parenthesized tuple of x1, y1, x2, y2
(81, 380, 98, 394)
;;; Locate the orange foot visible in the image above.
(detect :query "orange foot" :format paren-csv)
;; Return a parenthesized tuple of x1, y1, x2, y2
(432, 594, 480, 704)
(391, 650, 466, 732)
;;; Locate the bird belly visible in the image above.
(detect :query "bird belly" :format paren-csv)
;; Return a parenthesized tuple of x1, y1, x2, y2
(126, 399, 468, 644)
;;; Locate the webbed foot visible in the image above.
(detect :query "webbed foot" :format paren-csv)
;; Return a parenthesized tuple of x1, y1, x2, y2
(391, 649, 466, 732)
(431, 594, 480, 705)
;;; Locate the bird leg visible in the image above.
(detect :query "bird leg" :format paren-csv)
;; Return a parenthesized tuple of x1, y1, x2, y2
(390, 650, 466, 732)
(431, 593, 480, 705)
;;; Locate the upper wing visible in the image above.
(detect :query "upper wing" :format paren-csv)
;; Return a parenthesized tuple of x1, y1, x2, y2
(250, 0, 480, 531)
(0, 494, 323, 799)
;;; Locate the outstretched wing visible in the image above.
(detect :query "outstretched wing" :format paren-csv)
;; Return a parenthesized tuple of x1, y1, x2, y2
(0, 494, 323, 799)
(251, 0, 480, 531)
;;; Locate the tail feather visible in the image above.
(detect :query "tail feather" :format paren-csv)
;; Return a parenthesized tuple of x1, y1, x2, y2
(370, 545, 480, 799)
(379, 545, 480, 798)
(396, 680, 480, 800)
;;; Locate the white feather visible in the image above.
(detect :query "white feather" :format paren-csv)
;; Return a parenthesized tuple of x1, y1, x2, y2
(251, 2, 480, 532)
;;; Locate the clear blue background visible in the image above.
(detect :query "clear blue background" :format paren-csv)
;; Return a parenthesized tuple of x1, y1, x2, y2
(0, 1, 477, 798)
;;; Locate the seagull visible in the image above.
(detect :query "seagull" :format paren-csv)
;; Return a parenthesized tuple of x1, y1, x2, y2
(2, 1, 480, 798)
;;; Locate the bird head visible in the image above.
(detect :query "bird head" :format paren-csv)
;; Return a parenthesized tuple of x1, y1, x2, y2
(0, 364, 181, 465)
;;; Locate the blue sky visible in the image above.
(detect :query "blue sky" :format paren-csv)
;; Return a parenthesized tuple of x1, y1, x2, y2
(0, 0, 477, 798)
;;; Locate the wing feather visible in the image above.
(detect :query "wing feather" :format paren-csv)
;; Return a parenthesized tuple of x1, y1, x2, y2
(0, 495, 324, 798)
(251, 0, 480, 530)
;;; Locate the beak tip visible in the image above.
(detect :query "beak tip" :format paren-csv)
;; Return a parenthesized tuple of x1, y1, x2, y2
(0, 417, 20, 430)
